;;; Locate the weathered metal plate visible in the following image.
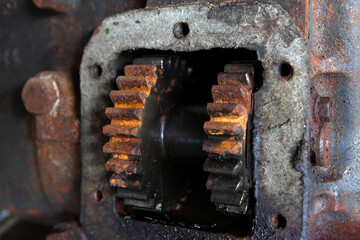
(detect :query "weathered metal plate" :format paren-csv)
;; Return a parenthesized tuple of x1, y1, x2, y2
(80, 1, 309, 239)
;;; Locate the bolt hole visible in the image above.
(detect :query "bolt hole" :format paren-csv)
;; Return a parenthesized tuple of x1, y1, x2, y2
(93, 190, 103, 203)
(91, 64, 102, 78)
(173, 22, 190, 39)
(277, 62, 293, 79)
(310, 150, 317, 166)
(273, 214, 287, 229)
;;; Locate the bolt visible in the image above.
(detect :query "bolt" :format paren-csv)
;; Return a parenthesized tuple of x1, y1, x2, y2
(314, 96, 333, 123)
(315, 123, 331, 167)
(22, 73, 59, 115)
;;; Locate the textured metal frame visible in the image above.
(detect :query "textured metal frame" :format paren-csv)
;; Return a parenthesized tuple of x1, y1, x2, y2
(80, 1, 309, 239)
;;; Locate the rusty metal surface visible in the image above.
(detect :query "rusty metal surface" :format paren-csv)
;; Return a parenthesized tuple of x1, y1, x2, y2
(0, 0, 146, 222)
(22, 71, 80, 218)
(309, 0, 360, 238)
(80, 1, 309, 239)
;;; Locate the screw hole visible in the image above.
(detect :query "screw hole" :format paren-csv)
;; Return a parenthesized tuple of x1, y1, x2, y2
(273, 214, 287, 229)
(173, 22, 190, 39)
(277, 62, 293, 79)
(91, 64, 102, 78)
(310, 150, 317, 166)
(93, 190, 103, 203)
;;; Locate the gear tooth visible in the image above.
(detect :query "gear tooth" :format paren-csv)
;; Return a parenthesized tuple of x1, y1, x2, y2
(103, 124, 139, 137)
(203, 154, 244, 176)
(103, 137, 140, 155)
(105, 107, 143, 121)
(116, 188, 150, 201)
(105, 157, 140, 174)
(103, 142, 112, 153)
(210, 190, 248, 208)
(116, 76, 152, 92)
(207, 103, 248, 120)
(212, 85, 252, 106)
(206, 174, 245, 193)
(110, 91, 147, 107)
(124, 65, 159, 85)
(203, 138, 244, 155)
(103, 142, 140, 155)
(110, 173, 127, 187)
(124, 174, 143, 188)
(218, 72, 253, 86)
(204, 121, 244, 136)
(110, 173, 143, 188)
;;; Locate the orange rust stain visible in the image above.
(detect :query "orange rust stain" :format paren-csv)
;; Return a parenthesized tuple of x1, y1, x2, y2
(5, 206, 41, 218)
(311, 54, 322, 76)
(204, 139, 244, 155)
(114, 102, 145, 109)
(211, 114, 248, 125)
(110, 178, 126, 188)
(110, 136, 140, 144)
(93, 23, 103, 36)
(328, 3, 334, 21)
(304, 0, 310, 39)
(113, 154, 131, 160)
(25, 209, 42, 217)
(209, 129, 225, 135)
(355, 12, 359, 25)
(111, 119, 141, 128)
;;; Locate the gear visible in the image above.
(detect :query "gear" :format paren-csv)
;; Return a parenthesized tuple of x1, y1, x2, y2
(103, 63, 162, 208)
(203, 64, 254, 214)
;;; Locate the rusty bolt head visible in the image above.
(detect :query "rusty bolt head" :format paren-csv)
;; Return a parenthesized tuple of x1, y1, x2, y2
(314, 96, 333, 123)
(315, 123, 331, 167)
(22, 73, 59, 115)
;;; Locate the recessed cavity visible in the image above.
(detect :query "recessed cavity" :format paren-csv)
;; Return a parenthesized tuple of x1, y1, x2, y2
(173, 22, 190, 39)
(93, 190, 103, 202)
(91, 64, 102, 78)
(273, 214, 286, 229)
(277, 62, 293, 78)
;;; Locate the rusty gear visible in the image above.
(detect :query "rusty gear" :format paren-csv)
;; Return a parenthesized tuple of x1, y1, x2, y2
(203, 64, 254, 214)
(103, 63, 161, 207)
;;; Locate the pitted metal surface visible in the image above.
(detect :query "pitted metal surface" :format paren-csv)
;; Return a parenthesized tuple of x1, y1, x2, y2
(80, 1, 309, 239)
